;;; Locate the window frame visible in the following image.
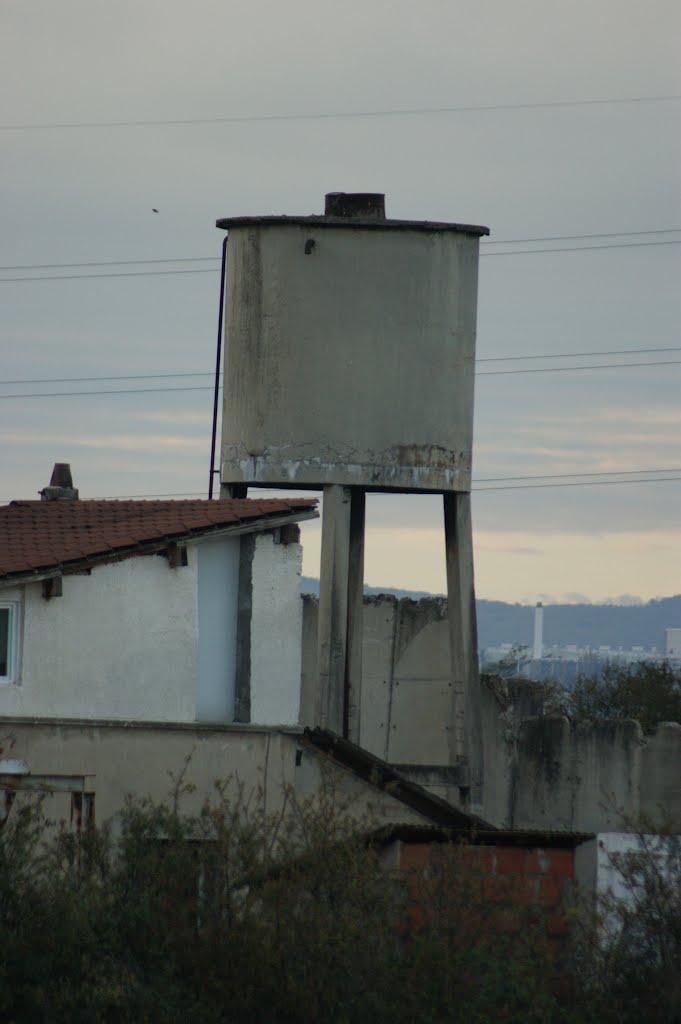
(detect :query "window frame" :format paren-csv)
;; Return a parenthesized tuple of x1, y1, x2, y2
(0, 601, 19, 684)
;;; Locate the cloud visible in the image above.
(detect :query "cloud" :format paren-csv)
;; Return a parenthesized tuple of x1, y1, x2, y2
(0, 430, 204, 453)
(134, 410, 212, 427)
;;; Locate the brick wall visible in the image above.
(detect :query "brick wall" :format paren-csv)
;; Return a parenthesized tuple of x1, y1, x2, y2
(398, 840, 575, 947)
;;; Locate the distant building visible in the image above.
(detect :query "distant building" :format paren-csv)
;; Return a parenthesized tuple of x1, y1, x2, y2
(665, 628, 681, 658)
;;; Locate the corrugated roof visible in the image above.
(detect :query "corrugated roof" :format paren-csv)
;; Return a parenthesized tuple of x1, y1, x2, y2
(368, 823, 594, 850)
(0, 498, 317, 583)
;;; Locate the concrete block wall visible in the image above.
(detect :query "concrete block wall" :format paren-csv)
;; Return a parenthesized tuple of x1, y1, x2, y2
(302, 594, 463, 765)
(301, 593, 681, 832)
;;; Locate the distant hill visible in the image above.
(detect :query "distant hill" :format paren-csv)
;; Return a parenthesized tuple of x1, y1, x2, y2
(301, 577, 436, 602)
(300, 578, 680, 650)
(475, 596, 680, 651)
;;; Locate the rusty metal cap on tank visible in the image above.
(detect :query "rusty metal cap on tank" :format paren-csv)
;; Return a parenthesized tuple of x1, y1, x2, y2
(324, 192, 385, 220)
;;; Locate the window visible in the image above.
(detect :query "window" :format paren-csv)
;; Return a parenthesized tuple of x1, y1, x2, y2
(0, 603, 18, 683)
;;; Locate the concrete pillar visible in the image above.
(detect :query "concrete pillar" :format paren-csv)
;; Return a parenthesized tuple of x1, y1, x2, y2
(317, 485, 352, 731)
(345, 489, 365, 743)
(444, 491, 483, 811)
(317, 485, 365, 737)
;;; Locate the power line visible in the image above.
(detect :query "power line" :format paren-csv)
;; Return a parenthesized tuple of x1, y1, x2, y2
(4, 468, 680, 505)
(0, 268, 219, 284)
(4, 474, 675, 503)
(2, 94, 679, 132)
(2, 229, 678, 275)
(1, 356, 675, 395)
(481, 239, 681, 256)
(2, 238, 678, 285)
(477, 359, 680, 376)
(0, 385, 213, 399)
(474, 468, 681, 483)
(0, 371, 214, 386)
(2, 347, 678, 388)
(473, 476, 681, 492)
(481, 228, 681, 245)
(0, 257, 217, 272)
(476, 346, 680, 363)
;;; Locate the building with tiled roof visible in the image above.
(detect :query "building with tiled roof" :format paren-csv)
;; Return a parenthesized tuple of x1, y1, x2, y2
(0, 465, 317, 726)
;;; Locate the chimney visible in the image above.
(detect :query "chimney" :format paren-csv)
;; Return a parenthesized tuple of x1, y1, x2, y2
(40, 463, 79, 502)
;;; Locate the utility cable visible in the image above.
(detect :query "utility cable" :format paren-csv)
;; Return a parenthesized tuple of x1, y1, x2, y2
(2, 238, 678, 284)
(4, 474, 679, 504)
(480, 228, 681, 245)
(476, 359, 680, 376)
(476, 346, 680, 362)
(2, 229, 679, 274)
(481, 239, 681, 256)
(473, 476, 681, 491)
(0, 359, 678, 399)
(2, 347, 679, 388)
(1, 93, 679, 132)
(474, 468, 681, 483)
(0, 268, 218, 283)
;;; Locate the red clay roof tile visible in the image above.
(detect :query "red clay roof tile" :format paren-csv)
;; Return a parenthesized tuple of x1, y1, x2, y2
(0, 498, 317, 581)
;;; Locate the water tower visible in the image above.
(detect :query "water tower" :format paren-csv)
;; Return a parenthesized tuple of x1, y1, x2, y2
(215, 193, 488, 808)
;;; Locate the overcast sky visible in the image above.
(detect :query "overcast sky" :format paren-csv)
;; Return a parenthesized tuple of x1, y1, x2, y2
(1, 1, 680, 604)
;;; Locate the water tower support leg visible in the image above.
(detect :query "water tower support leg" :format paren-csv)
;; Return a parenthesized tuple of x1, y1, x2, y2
(443, 491, 484, 812)
(345, 489, 365, 744)
(318, 485, 352, 733)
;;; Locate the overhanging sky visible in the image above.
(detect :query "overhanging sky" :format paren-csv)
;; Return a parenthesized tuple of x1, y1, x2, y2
(1, 0, 679, 603)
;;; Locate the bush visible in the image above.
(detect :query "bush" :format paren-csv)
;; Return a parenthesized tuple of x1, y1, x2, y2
(570, 822, 681, 1023)
(0, 779, 575, 1023)
(566, 660, 681, 734)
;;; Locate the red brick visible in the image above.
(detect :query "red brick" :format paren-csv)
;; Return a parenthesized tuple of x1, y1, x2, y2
(457, 846, 495, 872)
(539, 877, 563, 907)
(546, 849, 574, 878)
(492, 909, 522, 933)
(546, 913, 568, 936)
(400, 843, 430, 870)
(494, 847, 526, 874)
(524, 849, 551, 874)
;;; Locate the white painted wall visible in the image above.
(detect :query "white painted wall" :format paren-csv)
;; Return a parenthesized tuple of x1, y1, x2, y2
(0, 554, 198, 721)
(0, 531, 305, 727)
(196, 537, 239, 722)
(249, 532, 303, 725)
(576, 831, 680, 907)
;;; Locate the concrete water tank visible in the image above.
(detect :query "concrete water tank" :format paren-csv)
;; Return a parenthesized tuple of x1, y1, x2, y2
(217, 193, 488, 493)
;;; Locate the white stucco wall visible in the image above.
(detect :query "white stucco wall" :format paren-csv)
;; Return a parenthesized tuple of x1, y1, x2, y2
(576, 832, 680, 905)
(249, 532, 303, 725)
(0, 554, 199, 721)
(0, 530, 305, 727)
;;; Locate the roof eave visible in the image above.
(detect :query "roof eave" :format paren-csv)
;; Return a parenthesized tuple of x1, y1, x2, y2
(0, 507, 318, 589)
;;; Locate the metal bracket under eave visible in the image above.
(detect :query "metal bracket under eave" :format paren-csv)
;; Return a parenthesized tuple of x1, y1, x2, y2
(165, 543, 188, 568)
(42, 575, 63, 600)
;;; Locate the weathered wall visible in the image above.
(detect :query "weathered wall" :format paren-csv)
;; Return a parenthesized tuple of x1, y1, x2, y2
(220, 222, 480, 491)
(302, 594, 681, 831)
(302, 595, 462, 767)
(0, 719, 431, 829)
(250, 532, 303, 725)
(0, 556, 199, 722)
(0, 533, 305, 728)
